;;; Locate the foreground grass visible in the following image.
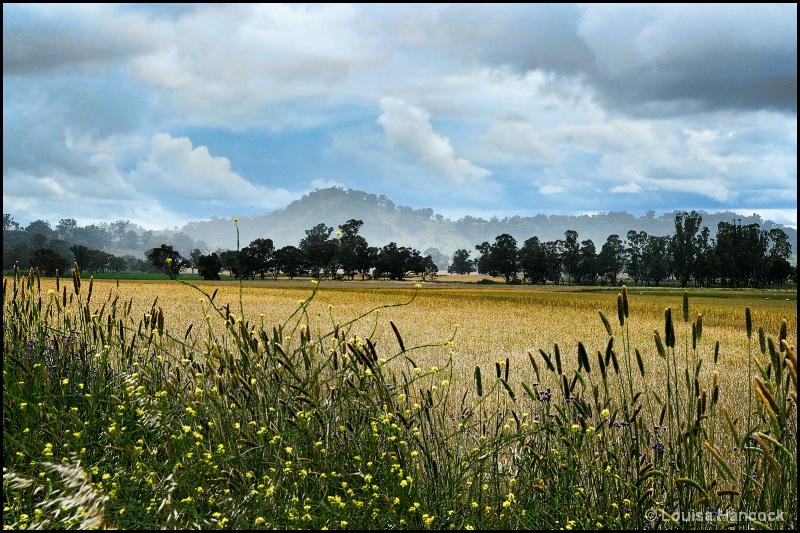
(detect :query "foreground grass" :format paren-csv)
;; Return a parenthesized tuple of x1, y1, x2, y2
(3, 264, 797, 529)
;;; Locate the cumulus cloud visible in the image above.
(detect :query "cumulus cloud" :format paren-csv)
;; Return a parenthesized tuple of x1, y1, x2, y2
(131, 133, 295, 211)
(377, 97, 491, 184)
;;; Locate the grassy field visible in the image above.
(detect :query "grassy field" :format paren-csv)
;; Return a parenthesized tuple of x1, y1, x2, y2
(3, 270, 797, 529)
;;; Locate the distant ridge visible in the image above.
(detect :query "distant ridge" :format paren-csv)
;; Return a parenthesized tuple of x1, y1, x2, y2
(179, 187, 797, 261)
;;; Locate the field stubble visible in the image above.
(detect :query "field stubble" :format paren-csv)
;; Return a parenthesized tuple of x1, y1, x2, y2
(37, 277, 796, 432)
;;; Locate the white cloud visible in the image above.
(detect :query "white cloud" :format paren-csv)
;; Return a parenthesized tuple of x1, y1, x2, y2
(684, 129, 747, 172)
(648, 177, 732, 202)
(377, 97, 491, 184)
(130, 4, 390, 131)
(130, 133, 295, 211)
(539, 185, 565, 195)
(610, 181, 643, 194)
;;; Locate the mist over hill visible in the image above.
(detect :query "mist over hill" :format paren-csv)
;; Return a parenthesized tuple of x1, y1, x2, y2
(179, 187, 797, 263)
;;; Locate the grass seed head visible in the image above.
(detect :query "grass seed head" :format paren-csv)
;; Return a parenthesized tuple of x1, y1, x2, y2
(621, 285, 629, 318)
(683, 290, 689, 322)
(598, 309, 613, 336)
(745, 307, 752, 339)
(664, 308, 675, 348)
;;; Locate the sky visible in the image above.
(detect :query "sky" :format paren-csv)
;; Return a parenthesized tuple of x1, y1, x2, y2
(3, 3, 797, 231)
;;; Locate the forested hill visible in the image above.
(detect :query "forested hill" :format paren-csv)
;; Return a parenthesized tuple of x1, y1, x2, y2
(180, 187, 797, 261)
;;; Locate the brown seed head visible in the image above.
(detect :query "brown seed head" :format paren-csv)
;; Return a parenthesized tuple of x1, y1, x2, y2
(696, 313, 703, 341)
(664, 308, 675, 348)
(621, 285, 629, 318)
(745, 307, 752, 339)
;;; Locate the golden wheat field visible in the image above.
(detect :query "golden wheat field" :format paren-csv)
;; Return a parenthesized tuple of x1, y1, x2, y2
(24, 276, 796, 428)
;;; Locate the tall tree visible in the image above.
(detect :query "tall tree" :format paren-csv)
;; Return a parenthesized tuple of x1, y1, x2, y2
(574, 239, 598, 285)
(644, 235, 670, 286)
(597, 234, 624, 285)
(519, 236, 548, 284)
(668, 211, 703, 288)
(561, 230, 580, 284)
(474, 242, 495, 276)
(338, 220, 370, 280)
(490, 233, 519, 283)
(624, 230, 648, 286)
(299, 223, 336, 279)
(766, 228, 793, 287)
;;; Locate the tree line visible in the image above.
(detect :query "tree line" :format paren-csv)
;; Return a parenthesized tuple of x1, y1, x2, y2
(4, 211, 796, 288)
(450, 211, 795, 288)
(149, 219, 439, 282)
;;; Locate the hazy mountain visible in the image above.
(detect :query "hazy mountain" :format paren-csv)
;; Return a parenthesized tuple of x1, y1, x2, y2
(179, 187, 797, 263)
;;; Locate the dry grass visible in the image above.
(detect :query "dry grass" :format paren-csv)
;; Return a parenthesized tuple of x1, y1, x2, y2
(32, 276, 796, 427)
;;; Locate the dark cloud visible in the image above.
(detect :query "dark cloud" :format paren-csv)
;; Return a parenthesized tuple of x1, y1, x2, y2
(436, 4, 594, 76)
(2, 4, 157, 75)
(435, 4, 797, 115)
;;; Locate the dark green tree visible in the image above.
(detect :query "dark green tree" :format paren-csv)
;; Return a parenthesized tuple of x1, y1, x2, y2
(198, 253, 223, 280)
(694, 226, 717, 287)
(30, 248, 70, 277)
(574, 239, 598, 285)
(275, 246, 306, 280)
(25, 219, 53, 239)
(219, 250, 240, 278)
(643, 235, 670, 286)
(624, 230, 648, 286)
(145, 244, 189, 280)
(474, 242, 495, 276)
(561, 230, 580, 284)
(338, 220, 369, 280)
(448, 249, 475, 275)
(597, 234, 624, 285)
(242, 238, 275, 280)
(374, 242, 414, 280)
(519, 237, 546, 284)
(490, 233, 519, 284)
(300, 223, 336, 279)
(765, 228, 793, 287)
(668, 211, 703, 287)
(108, 256, 128, 273)
(543, 240, 563, 284)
